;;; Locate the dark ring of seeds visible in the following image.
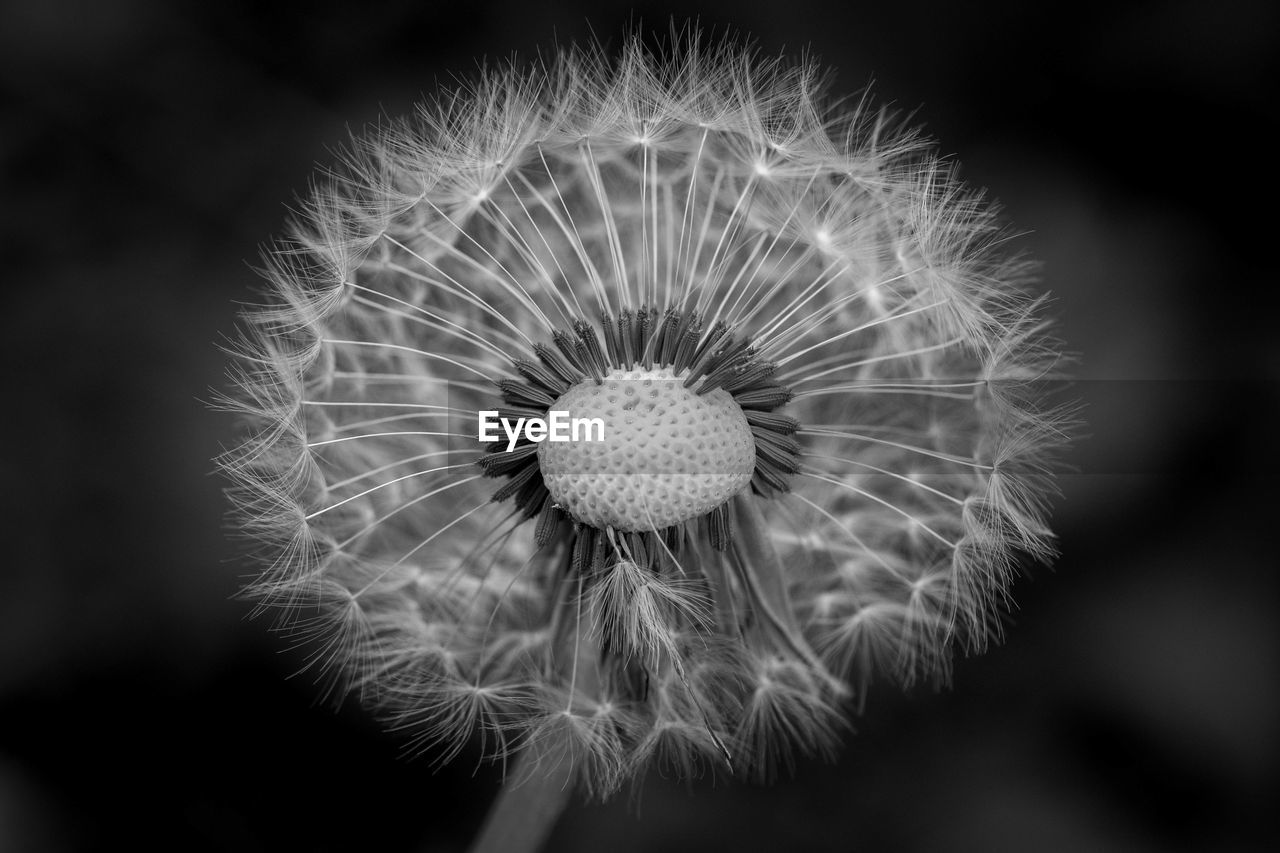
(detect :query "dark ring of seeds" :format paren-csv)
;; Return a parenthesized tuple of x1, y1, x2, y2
(477, 305, 802, 576)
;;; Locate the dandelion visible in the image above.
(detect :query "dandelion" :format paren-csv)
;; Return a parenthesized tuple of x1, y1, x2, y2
(219, 32, 1070, 852)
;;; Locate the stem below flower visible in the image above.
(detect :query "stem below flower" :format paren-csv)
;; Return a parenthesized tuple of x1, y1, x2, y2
(467, 749, 576, 853)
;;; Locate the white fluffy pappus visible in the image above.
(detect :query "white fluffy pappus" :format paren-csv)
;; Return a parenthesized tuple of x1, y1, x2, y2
(217, 33, 1073, 797)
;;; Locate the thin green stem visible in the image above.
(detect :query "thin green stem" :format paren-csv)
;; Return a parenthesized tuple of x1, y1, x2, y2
(468, 749, 576, 853)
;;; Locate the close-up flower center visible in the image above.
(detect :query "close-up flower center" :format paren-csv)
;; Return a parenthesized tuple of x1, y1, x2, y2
(477, 306, 803, 551)
(537, 366, 756, 532)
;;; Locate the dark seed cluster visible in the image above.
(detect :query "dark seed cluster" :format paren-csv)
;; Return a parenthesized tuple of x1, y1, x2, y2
(477, 306, 802, 569)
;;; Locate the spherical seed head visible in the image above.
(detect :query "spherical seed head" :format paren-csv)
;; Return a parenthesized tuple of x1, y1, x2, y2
(218, 32, 1075, 798)
(537, 367, 756, 531)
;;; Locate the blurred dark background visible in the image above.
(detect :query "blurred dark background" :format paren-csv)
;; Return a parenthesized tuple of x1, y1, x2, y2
(1, 1, 1276, 851)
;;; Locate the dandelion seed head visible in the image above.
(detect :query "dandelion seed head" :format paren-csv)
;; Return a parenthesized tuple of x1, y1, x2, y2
(218, 31, 1071, 797)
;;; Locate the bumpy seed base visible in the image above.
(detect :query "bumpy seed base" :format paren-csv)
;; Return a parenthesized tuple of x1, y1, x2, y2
(538, 367, 756, 531)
